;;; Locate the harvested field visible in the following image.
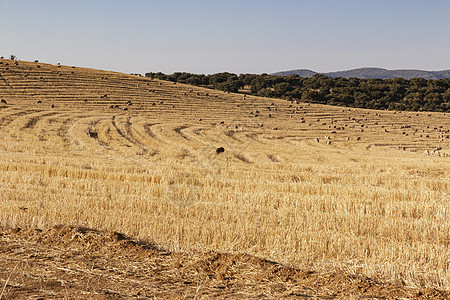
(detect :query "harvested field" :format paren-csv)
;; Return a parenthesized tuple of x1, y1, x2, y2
(0, 58, 449, 298)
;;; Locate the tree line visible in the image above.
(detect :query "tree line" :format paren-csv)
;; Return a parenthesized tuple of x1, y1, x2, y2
(145, 72, 450, 112)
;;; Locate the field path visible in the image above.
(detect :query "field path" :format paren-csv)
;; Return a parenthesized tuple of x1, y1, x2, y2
(1, 226, 448, 299)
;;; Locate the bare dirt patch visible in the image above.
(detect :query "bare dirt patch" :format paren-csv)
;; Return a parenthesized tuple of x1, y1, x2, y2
(1, 226, 448, 299)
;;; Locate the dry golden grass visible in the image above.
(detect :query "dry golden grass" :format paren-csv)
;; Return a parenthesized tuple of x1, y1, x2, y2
(0, 58, 449, 293)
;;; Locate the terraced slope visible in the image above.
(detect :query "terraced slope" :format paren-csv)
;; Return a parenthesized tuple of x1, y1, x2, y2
(0, 58, 449, 298)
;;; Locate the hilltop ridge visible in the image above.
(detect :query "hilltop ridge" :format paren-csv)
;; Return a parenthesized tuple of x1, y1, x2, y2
(272, 67, 450, 79)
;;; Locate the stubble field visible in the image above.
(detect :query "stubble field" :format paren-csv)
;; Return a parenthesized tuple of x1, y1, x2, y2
(0, 58, 449, 299)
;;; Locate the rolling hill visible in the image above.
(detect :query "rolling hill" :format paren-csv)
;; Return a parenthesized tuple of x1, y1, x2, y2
(0, 58, 449, 298)
(273, 67, 450, 79)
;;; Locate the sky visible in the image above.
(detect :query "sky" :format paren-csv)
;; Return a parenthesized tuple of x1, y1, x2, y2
(0, 0, 449, 75)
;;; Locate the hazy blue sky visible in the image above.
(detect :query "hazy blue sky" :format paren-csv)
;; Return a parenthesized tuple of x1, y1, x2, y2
(1, 0, 449, 74)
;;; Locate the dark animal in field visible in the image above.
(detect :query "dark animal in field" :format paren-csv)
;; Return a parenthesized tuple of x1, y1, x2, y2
(216, 147, 225, 154)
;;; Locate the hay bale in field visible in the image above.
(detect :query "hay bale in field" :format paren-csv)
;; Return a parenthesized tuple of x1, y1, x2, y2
(37, 100, 42, 104)
(315, 138, 320, 143)
(216, 147, 225, 154)
(0, 99, 7, 104)
(50, 104, 55, 108)
(87, 130, 98, 139)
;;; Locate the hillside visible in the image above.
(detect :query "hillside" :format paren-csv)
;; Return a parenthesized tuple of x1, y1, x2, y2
(272, 67, 450, 79)
(0, 58, 449, 298)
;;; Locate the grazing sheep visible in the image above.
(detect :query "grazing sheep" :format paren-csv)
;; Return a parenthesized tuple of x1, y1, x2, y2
(216, 147, 225, 154)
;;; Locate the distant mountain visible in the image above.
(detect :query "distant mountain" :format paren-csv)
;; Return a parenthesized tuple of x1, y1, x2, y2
(272, 67, 450, 80)
(273, 69, 317, 77)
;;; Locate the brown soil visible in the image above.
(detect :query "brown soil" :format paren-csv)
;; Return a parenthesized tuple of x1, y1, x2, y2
(0, 226, 448, 299)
